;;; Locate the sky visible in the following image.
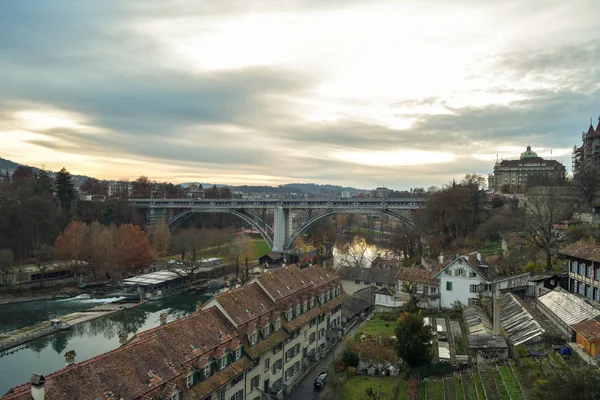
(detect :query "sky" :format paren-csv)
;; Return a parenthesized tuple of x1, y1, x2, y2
(1, 0, 599, 190)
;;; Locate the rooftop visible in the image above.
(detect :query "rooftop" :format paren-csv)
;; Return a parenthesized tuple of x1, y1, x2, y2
(463, 306, 493, 335)
(559, 241, 600, 263)
(122, 269, 185, 286)
(337, 265, 398, 284)
(212, 282, 275, 326)
(254, 265, 309, 301)
(571, 319, 600, 342)
(499, 293, 545, 346)
(538, 288, 600, 326)
(394, 267, 439, 286)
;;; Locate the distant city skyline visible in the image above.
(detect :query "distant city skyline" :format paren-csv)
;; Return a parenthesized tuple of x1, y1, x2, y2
(1, 0, 599, 189)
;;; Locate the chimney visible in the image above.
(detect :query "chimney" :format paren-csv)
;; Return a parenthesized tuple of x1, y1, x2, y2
(493, 298, 501, 336)
(195, 300, 203, 312)
(160, 312, 167, 325)
(30, 373, 45, 400)
(64, 349, 76, 367)
(476, 252, 482, 263)
(119, 331, 128, 345)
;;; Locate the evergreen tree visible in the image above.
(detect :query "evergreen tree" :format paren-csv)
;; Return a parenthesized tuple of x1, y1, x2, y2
(55, 167, 76, 212)
(395, 312, 433, 368)
(35, 169, 55, 197)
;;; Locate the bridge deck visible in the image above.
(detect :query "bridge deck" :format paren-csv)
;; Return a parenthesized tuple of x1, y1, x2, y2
(130, 198, 426, 209)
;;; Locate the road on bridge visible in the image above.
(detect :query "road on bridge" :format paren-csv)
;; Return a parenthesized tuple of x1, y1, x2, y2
(287, 320, 364, 400)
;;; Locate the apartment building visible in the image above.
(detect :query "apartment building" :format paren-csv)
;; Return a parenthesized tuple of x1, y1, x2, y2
(1, 265, 345, 400)
(560, 241, 600, 302)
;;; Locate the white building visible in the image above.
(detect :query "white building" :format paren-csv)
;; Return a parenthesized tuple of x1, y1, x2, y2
(433, 252, 530, 308)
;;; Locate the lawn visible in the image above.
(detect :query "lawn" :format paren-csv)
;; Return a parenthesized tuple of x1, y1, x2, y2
(358, 315, 397, 338)
(251, 239, 271, 259)
(341, 376, 398, 400)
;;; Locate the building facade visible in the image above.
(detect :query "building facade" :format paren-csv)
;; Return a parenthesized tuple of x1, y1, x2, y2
(488, 146, 566, 193)
(2, 265, 346, 400)
(573, 116, 600, 175)
(433, 252, 529, 308)
(560, 241, 600, 302)
(337, 265, 398, 295)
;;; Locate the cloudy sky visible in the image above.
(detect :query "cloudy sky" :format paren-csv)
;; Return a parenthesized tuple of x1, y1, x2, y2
(1, 0, 599, 189)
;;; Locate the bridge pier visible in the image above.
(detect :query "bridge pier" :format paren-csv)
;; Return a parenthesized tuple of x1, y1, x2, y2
(272, 207, 292, 252)
(147, 207, 167, 225)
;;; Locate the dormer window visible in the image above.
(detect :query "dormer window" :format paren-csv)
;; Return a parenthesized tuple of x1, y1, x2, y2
(263, 324, 270, 338)
(295, 304, 300, 316)
(249, 331, 258, 346)
(186, 372, 194, 388)
(275, 318, 281, 331)
(310, 297, 315, 308)
(234, 346, 241, 360)
(303, 301, 307, 312)
(285, 310, 292, 321)
(219, 355, 227, 370)
(319, 294, 325, 304)
(203, 363, 211, 378)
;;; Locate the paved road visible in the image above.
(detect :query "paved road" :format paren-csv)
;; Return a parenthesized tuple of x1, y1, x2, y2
(287, 321, 364, 400)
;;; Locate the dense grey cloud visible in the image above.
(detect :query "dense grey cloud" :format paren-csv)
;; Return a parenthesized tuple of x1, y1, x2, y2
(1, 0, 599, 189)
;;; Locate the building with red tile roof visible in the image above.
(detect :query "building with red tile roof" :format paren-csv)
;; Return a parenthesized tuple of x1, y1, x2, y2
(571, 319, 600, 359)
(2, 266, 347, 400)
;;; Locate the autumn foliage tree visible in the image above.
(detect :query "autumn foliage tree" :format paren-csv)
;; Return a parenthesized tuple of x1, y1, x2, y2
(56, 221, 153, 279)
(146, 218, 171, 257)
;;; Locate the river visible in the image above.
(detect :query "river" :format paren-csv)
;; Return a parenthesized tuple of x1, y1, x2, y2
(0, 291, 207, 394)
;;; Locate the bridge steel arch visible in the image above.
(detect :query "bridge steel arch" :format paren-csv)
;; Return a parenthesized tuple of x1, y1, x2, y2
(283, 208, 415, 252)
(167, 209, 274, 249)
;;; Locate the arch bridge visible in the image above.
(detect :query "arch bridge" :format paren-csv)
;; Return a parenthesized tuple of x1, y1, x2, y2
(130, 198, 426, 253)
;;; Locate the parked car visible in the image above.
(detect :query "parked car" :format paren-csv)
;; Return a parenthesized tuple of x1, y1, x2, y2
(314, 371, 327, 388)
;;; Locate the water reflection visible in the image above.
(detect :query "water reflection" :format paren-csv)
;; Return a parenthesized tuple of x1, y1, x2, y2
(333, 235, 393, 269)
(0, 291, 206, 394)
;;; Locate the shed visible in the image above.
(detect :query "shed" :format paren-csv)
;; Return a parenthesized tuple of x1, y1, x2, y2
(570, 319, 600, 359)
(537, 288, 600, 338)
(259, 252, 284, 267)
(500, 293, 548, 349)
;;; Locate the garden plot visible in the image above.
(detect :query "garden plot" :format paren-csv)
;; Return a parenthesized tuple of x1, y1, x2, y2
(479, 368, 501, 400)
(472, 372, 487, 400)
(497, 366, 524, 400)
(492, 369, 510, 400)
(444, 377, 457, 400)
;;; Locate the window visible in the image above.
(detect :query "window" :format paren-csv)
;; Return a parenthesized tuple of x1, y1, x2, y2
(596, 268, 600, 281)
(444, 269, 451, 275)
(355, 280, 360, 284)
(273, 343, 282, 354)
(204, 364, 211, 378)
(319, 294, 325, 304)
(232, 374, 244, 385)
(295, 305, 300, 316)
(234, 347, 241, 360)
(469, 284, 478, 293)
(455, 269, 464, 277)
(250, 375, 260, 390)
(363, 281, 371, 285)
(376, 282, 383, 286)
(309, 332, 316, 343)
(302, 301, 307, 312)
(285, 311, 292, 321)
(468, 298, 480, 306)
(430, 287, 437, 294)
(309, 318, 316, 328)
(272, 359, 283, 374)
(469, 271, 476, 278)
(230, 390, 243, 400)
(169, 393, 179, 400)
(264, 357, 270, 373)
(275, 318, 281, 331)
(446, 282, 453, 291)
(219, 356, 227, 370)
(263, 324, 270, 338)
(187, 373, 194, 388)
(319, 328, 325, 339)
(249, 332, 258, 346)
(203, 396, 212, 400)
(310, 297, 315, 308)
(217, 392, 225, 400)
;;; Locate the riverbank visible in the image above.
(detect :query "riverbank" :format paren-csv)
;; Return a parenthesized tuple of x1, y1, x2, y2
(0, 300, 144, 353)
(0, 288, 79, 305)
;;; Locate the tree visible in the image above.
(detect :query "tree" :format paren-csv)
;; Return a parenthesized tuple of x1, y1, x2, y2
(55, 167, 76, 212)
(533, 366, 600, 400)
(11, 166, 35, 185)
(146, 219, 171, 257)
(337, 236, 370, 268)
(524, 186, 573, 270)
(33, 244, 55, 288)
(228, 234, 255, 263)
(0, 248, 14, 286)
(340, 347, 359, 368)
(574, 160, 600, 206)
(131, 176, 153, 198)
(395, 312, 433, 368)
(79, 178, 108, 196)
(55, 220, 88, 274)
(112, 224, 153, 276)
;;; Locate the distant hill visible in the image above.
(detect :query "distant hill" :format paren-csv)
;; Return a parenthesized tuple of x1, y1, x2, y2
(0, 157, 92, 186)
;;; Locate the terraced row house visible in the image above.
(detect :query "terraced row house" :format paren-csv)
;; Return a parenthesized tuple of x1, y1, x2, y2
(1, 265, 345, 400)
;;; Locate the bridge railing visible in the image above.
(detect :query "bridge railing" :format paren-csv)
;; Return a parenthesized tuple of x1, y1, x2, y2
(129, 198, 427, 209)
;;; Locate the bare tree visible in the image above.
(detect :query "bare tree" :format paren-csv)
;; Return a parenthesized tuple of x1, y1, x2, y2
(574, 160, 600, 206)
(524, 186, 573, 270)
(34, 244, 55, 288)
(337, 236, 370, 268)
(0, 248, 14, 286)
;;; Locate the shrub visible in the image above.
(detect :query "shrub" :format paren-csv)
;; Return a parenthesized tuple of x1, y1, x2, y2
(347, 367, 357, 377)
(341, 347, 360, 368)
